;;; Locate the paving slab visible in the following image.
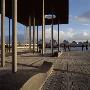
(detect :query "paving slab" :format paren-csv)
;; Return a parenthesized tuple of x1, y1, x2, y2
(42, 51, 90, 90)
(0, 53, 53, 90)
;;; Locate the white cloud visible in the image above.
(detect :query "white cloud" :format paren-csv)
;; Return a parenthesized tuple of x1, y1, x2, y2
(70, 14, 90, 24)
(75, 11, 90, 23)
(82, 23, 90, 26)
(76, 16, 90, 23)
(83, 32, 88, 36)
(66, 28, 75, 38)
(38, 27, 76, 42)
(37, 27, 90, 42)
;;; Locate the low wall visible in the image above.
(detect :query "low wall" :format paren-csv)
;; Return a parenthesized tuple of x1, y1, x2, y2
(53, 51, 62, 57)
(20, 62, 53, 90)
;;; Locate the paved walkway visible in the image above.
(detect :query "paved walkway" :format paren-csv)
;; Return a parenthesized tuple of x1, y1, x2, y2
(42, 51, 90, 90)
(0, 53, 54, 90)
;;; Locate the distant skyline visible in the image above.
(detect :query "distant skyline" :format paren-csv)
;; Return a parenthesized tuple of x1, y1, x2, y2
(0, 0, 90, 43)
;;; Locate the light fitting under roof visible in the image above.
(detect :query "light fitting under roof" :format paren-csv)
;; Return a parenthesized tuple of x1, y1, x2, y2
(45, 14, 56, 19)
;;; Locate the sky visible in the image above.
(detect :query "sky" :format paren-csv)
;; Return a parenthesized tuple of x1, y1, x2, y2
(0, 0, 90, 43)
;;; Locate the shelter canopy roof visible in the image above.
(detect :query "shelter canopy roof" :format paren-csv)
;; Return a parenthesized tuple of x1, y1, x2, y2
(0, 0, 69, 25)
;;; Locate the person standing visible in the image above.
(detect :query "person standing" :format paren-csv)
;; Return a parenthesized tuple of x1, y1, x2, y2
(82, 43, 84, 51)
(86, 40, 88, 51)
(64, 43, 66, 52)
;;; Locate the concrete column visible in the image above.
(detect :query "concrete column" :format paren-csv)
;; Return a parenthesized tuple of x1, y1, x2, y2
(44, 19, 46, 52)
(33, 17, 35, 53)
(25, 26, 28, 50)
(12, 0, 17, 73)
(51, 12, 53, 55)
(9, 18, 11, 52)
(1, 0, 5, 67)
(58, 22, 60, 52)
(42, 0, 45, 55)
(24, 26, 26, 49)
(29, 16, 31, 51)
(37, 25, 38, 52)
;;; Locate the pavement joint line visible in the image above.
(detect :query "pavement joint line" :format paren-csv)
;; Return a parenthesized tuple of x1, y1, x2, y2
(39, 65, 54, 90)
(58, 51, 63, 57)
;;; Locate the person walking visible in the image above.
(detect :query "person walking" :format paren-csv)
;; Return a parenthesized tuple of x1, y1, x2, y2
(64, 43, 66, 52)
(81, 43, 84, 51)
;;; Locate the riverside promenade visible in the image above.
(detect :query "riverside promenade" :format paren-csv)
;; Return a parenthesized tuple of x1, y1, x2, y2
(0, 52, 54, 90)
(0, 51, 90, 90)
(42, 51, 90, 90)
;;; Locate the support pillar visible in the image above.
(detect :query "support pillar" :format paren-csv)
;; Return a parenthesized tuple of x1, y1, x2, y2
(25, 26, 28, 50)
(58, 21, 60, 52)
(33, 17, 35, 53)
(51, 12, 53, 55)
(29, 16, 31, 51)
(1, 0, 5, 67)
(12, 0, 17, 73)
(24, 26, 26, 49)
(44, 18, 45, 52)
(42, 0, 45, 55)
(9, 18, 11, 52)
(37, 25, 38, 52)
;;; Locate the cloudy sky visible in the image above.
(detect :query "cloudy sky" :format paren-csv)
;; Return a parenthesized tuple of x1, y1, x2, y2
(0, 0, 90, 43)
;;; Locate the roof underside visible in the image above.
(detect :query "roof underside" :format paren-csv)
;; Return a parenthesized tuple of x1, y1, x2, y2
(0, 0, 69, 26)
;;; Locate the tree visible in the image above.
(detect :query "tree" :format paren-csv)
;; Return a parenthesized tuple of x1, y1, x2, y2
(63, 40, 69, 45)
(70, 41, 77, 47)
